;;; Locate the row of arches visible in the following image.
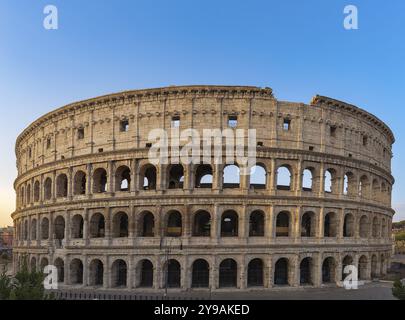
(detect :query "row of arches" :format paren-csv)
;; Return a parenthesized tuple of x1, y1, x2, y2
(15, 210, 390, 242)
(18, 162, 391, 207)
(25, 253, 387, 289)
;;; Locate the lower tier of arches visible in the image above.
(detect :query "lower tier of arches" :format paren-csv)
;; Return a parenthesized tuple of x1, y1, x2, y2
(13, 249, 391, 291)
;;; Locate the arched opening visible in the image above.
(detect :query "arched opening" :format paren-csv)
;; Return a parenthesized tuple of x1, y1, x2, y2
(89, 213, 105, 238)
(302, 168, 313, 191)
(41, 218, 49, 240)
(30, 257, 37, 272)
(23, 220, 28, 240)
(69, 259, 83, 284)
(44, 178, 52, 200)
(342, 255, 354, 281)
(165, 259, 181, 288)
(112, 212, 129, 238)
(381, 182, 388, 203)
(56, 174, 68, 198)
(111, 259, 127, 287)
(31, 219, 37, 240)
(372, 217, 380, 238)
(343, 214, 354, 237)
(139, 260, 154, 288)
(324, 169, 335, 193)
(276, 166, 292, 191)
(223, 165, 240, 189)
(274, 258, 289, 285)
(54, 258, 64, 283)
(358, 255, 368, 280)
(250, 165, 266, 189)
(166, 211, 182, 237)
(71, 215, 84, 239)
(34, 181, 40, 202)
(167, 164, 184, 189)
(301, 211, 316, 237)
(140, 212, 155, 237)
(26, 184, 31, 204)
(192, 259, 209, 288)
(359, 216, 369, 238)
(247, 259, 264, 287)
(221, 210, 238, 237)
(73, 171, 86, 195)
(193, 211, 211, 237)
(344, 172, 356, 196)
(300, 257, 313, 285)
(140, 164, 157, 190)
(380, 255, 386, 275)
(219, 259, 237, 288)
(115, 166, 131, 192)
(93, 168, 108, 193)
(359, 175, 370, 199)
(322, 257, 336, 284)
(324, 212, 337, 237)
(54, 216, 65, 240)
(20, 186, 25, 206)
(276, 211, 290, 237)
(249, 211, 264, 237)
(372, 179, 380, 200)
(195, 164, 213, 188)
(371, 255, 378, 278)
(381, 218, 387, 238)
(89, 259, 104, 286)
(40, 257, 49, 271)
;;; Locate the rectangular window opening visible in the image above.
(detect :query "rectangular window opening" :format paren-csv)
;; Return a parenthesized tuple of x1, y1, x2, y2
(120, 120, 129, 132)
(171, 116, 180, 128)
(330, 126, 337, 137)
(77, 128, 85, 140)
(228, 115, 238, 128)
(283, 119, 291, 131)
(363, 136, 368, 146)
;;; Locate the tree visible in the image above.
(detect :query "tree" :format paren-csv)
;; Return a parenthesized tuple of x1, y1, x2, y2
(392, 279, 405, 300)
(0, 257, 53, 300)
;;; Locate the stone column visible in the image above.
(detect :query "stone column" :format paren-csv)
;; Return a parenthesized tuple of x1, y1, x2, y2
(266, 205, 274, 239)
(83, 209, 89, 245)
(313, 253, 323, 287)
(318, 162, 325, 196)
(82, 254, 88, 286)
(295, 159, 303, 196)
(103, 255, 110, 289)
(128, 206, 136, 239)
(86, 163, 93, 197)
(154, 257, 161, 290)
(105, 207, 112, 244)
(130, 159, 138, 194)
(269, 159, 276, 195)
(213, 164, 222, 191)
(183, 205, 191, 238)
(318, 207, 325, 239)
(239, 255, 247, 289)
(239, 205, 247, 239)
(291, 254, 300, 287)
(68, 167, 73, 200)
(65, 210, 70, 246)
(211, 205, 220, 243)
(107, 161, 115, 194)
(127, 256, 134, 289)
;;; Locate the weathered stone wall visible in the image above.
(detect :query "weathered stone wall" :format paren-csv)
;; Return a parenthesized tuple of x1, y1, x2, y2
(11, 85, 395, 291)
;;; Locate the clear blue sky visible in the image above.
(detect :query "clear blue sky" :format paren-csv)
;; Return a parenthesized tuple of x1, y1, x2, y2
(0, 0, 404, 226)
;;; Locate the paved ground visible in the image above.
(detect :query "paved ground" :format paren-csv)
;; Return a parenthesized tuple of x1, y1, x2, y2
(50, 281, 396, 300)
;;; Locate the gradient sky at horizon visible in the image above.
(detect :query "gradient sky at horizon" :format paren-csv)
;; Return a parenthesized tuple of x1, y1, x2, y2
(0, 0, 404, 227)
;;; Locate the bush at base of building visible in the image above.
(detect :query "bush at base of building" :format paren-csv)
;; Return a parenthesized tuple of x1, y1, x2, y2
(392, 279, 405, 300)
(0, 260, 54, 300)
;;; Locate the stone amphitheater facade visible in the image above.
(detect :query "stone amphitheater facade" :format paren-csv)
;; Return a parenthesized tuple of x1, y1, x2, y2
(12, 85, 395, 292)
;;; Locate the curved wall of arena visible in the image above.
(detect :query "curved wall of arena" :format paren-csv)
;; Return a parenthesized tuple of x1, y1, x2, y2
(12, 85, 395, 291)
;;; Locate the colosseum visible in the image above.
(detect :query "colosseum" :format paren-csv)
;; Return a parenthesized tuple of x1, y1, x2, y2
(12, 85, 395, 292)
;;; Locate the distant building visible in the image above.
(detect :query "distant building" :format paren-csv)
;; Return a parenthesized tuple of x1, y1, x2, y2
(0, 227, 13, 248)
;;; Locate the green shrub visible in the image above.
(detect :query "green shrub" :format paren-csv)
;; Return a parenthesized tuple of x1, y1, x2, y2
(392, 279, 405, 300)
